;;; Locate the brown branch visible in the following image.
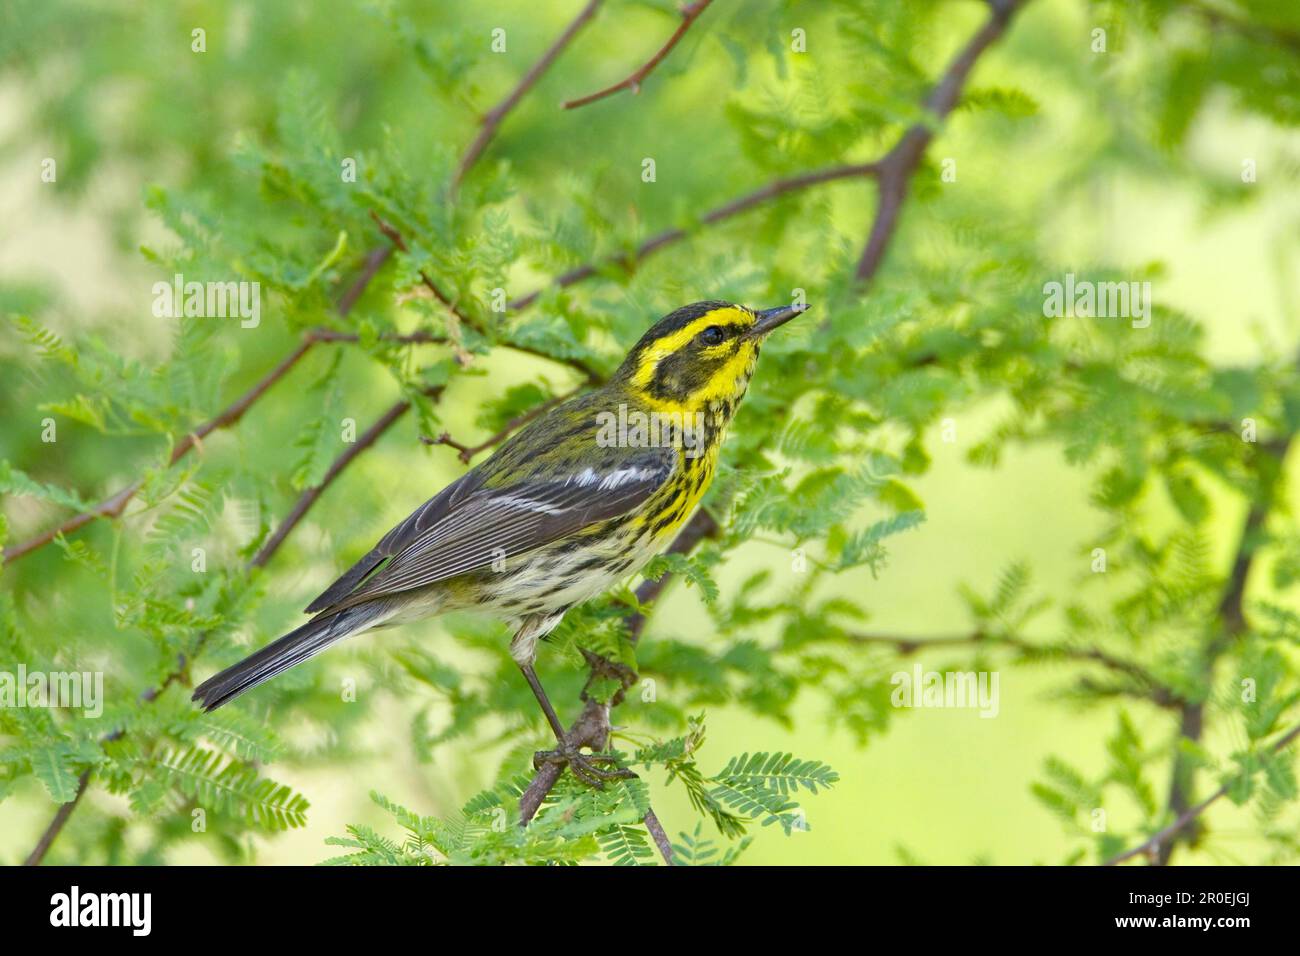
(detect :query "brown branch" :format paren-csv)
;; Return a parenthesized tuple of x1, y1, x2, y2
(563, 0, 713, 109)
(856, 0, 1027, 281)
(1152, 435, 1291, 865)
(336, 246, 393, 315)
(306, 328, 448, 347)
(626, 510, 718, 643)
(1105, 718, 1300, 866)
(421, 389, 576, 464)
(4, 337, 318, 565)
(508, 162, 881, 312)
(1, 234, 407, 569)
(642, 808, 676, 864)
(454, 0, 605, 189)
(518, 697, 608, 824)
(22, 771, 91, 867)
(370, 211, 604, 383)
(249, 396, 423, 568)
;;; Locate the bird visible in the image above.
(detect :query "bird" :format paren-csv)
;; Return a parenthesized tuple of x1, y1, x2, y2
(193, 299, 806, 785)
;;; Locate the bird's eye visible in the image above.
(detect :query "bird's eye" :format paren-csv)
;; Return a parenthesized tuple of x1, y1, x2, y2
(699, 325, 725, 346)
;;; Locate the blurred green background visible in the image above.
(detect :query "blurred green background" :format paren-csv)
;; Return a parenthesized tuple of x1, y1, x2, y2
(2, 0, 1299, 865)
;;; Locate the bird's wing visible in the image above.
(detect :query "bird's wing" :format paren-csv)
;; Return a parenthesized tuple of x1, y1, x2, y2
(303, 467, 486, 613)
(305, 445, 675, 615)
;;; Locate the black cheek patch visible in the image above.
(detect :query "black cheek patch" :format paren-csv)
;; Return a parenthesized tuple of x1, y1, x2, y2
(649, 350, 730, 401)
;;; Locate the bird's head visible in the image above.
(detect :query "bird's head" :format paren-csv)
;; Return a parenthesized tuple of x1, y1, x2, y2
(612, 300, 807, 415)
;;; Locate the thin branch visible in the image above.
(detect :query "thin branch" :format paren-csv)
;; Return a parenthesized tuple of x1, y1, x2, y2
(249, 396, 425, 568)
(1, 232, 409, 568)
(421, 389, 576, 464)
(508, 161, 881, 311)
(22, 771, 91, 867)
(643, 808, 676, 865)
(454, 0, 605, 188)
(856, 0, 1027, 281)
(370, 211, 604, 382)
(336, 246, 393, 315)
(4, 337, 316, 564)
(518, 696, 609, 824)
(1104, 719, 1300, 866)
(563, 0, 713, 109)
(1153, 433, 1293, 865)
(306, 328, 449, 346)
(626, 510, 718, 644)
(368, 210, 481, 367)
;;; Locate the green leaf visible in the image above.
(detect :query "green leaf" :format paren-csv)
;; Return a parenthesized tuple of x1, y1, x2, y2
(31, 744, 81, 803)
(0, 461, 93, 512)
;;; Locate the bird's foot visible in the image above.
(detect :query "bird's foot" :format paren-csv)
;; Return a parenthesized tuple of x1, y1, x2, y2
(533, 740, 637, 789)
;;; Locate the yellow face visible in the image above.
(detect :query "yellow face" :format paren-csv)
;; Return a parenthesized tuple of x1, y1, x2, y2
(616, 301, 803, 415)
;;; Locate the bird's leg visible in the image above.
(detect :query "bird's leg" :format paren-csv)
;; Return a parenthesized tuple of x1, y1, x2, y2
(518, 662, 568, 741)
(517, 662, 636, 788)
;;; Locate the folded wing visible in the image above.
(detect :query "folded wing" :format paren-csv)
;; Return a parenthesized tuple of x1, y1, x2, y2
(305, 446, 674, 616)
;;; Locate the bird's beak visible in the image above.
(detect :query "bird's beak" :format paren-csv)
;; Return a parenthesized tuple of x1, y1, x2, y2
(746, 303, 809, 339)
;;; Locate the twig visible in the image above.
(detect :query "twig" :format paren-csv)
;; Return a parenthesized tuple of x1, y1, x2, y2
(2, 325, 450, 567)
(306, 329, 448, 346)
(643, 808, 675, 865)
(249, 396, 425, 568)
(518, 697, 610, 824)
(1104, 719, 1300, 866)
(370, 211, 604, 383)
(368, 210, 481, 367)
(1152, 435, 1292, 865)
(508, 161, 881, 311)
(421, 389, 576, 464)
(563, 0, 713, 109)
(626, 510, 718, 643)
(856, 0, 1026, 281)
(22, 771, 90, 867)
(4, 336, 319, 564)
(454, 0, 606, 188)
(336, 246, 393, 315)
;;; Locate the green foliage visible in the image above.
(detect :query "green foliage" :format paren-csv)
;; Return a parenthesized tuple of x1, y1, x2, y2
(323, 725, 837, 865)
(3, 0, 1300, 867)
(151, 747, 310, 831)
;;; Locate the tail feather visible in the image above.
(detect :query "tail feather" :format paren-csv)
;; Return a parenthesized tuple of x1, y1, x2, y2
(192, 604, 384, 712)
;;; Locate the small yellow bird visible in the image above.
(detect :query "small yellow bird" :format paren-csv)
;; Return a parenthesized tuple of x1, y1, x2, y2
(194, 300, 805, 784)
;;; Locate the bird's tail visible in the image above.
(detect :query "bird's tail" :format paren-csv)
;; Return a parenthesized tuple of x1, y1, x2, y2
(192, 603, 386, 712)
